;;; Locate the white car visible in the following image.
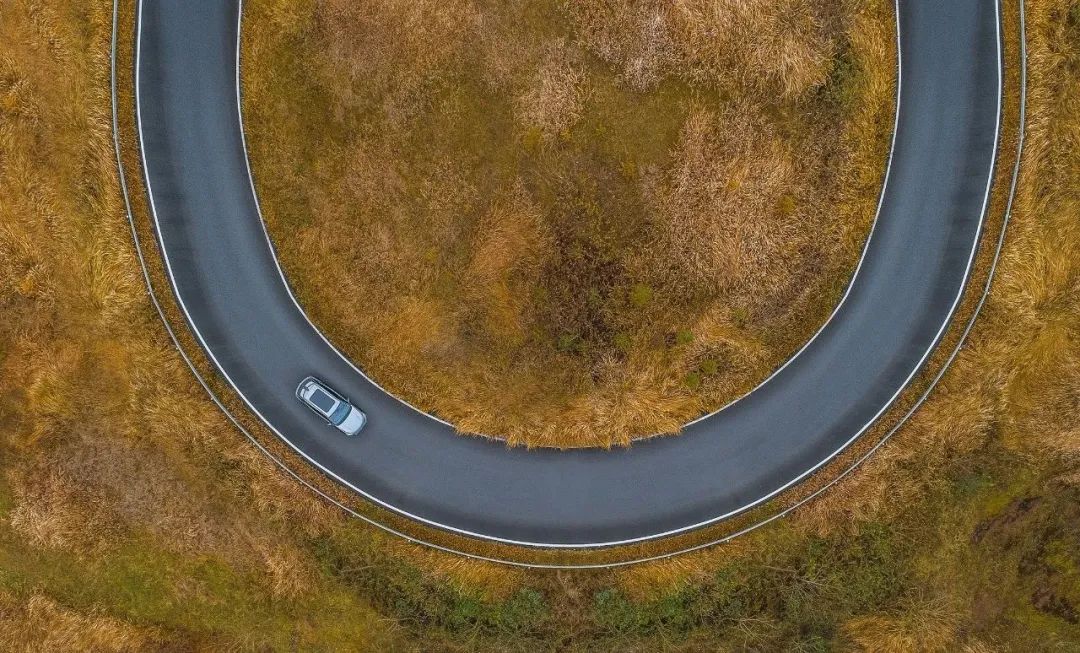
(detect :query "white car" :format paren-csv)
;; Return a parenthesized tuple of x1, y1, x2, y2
(295, 376, 367, 436)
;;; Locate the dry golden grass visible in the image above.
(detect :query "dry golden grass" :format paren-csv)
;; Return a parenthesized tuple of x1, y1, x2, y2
(0, 0, 267, 567)
(243, 0, 895, 447)
(608, 2, 1080, 648)
(0, 590, 159, 653)
(2, 0, 1077, 648)
(568, 0, 835, 98)
(793, 0, 1080, 535)
(0, 1, 429, 648)
(842, 595, 960, 652)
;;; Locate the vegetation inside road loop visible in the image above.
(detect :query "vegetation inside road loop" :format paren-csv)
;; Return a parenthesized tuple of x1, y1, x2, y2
(2, 0, 1077, 649)
(241, 0, 896, 447)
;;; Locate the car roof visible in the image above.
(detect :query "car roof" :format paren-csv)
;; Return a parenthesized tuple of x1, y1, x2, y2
(307, 386, 338, 413)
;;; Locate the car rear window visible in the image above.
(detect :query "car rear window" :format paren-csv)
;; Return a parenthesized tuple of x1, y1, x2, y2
(309, 388, 336, 413)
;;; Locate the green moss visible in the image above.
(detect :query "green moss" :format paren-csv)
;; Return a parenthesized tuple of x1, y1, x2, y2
(308, 526, 550, 640)
(592, 589, 647, 634)
(579, 522, 912, 648)
(576, 70, 696, 170)
(629, 284, 653, 308)
(777, 193, 797, 216)
(0, 524, 395, 649)
(951, 469, 994, 498)
(612, 332, 632, 352)
(557, 333, 584, 354)
(522, 125, 543, 153)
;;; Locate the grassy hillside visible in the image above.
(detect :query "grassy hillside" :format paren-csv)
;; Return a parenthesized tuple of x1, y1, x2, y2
(0, 1, 418, 649)
(241, 0, 896, 447)
(1, 0, 1077, 650)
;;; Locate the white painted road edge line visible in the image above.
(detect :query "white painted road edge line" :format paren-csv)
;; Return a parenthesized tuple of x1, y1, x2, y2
(219, 0, 1000, 548)
(115, 0, 1024, 564)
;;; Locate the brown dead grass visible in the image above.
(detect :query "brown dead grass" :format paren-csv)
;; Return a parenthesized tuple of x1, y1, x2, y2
(3, 0, 1077, 648)
(0, 0, 273, 569)
(0, 590, 159, 653)
(0, 1, 423, 648)
(797, 0, 1080, 533)
(243, 0, 895, 447)
(608, 1, 1080, 648)
(569, 0, 835, 97)
(842, 595, 961, 653)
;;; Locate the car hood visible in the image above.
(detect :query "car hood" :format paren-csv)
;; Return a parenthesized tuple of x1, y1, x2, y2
(337, 407, 366, 435)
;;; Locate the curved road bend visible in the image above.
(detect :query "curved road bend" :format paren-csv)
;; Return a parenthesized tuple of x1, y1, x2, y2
(135, 0, 1002, 547)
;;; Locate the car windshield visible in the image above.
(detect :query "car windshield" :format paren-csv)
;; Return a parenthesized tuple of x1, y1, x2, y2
(329, 401, 352, 426)
(308, 388, 337, 414)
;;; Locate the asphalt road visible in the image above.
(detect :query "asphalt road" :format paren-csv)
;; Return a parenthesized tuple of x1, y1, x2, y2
(134, 0, 1002, 547)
